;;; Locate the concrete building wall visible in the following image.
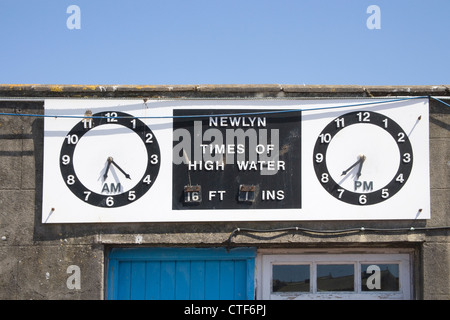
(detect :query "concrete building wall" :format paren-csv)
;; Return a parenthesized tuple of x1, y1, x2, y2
(0, 85, 448, 299)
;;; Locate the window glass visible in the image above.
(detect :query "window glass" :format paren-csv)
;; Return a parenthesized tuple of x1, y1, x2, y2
(272, 265, 310, 292)
(317, 264, 354, 292)
(361, 264, 400, 291)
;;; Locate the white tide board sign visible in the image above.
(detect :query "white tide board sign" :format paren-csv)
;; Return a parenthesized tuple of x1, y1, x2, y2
(42, 98, 430, 223)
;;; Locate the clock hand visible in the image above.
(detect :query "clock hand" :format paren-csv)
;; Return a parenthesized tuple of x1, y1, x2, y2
(111, 159, 131, 180)
(356, 155, 366, 179)
(103, 156, 113, 180)
(341, 155, 364, 176)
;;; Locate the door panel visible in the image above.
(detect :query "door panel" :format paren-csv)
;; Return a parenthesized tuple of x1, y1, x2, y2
(107, 247, 256, 300)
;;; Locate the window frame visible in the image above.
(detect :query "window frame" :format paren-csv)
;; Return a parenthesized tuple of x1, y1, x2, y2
(256, 250, 412, 300)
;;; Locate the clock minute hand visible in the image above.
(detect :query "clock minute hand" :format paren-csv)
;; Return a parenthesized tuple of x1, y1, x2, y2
(111, 160, 131, 180)
(103, 157, 113, 180)
(356, 155, 366, 179)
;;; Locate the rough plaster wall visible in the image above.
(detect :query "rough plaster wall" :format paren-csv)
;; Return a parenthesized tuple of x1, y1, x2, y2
(0, 101, 103, 299)
(423, 99, 450, 299)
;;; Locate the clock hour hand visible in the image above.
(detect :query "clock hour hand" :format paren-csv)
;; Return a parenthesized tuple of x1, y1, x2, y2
(103, 157, 113, 180)
(341, 155, 365, 177)
(111, 159, 131, 180)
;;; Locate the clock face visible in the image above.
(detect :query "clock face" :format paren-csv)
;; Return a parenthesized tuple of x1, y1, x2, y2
(59, 111, 160, 208)
(313, 110, 413, 205)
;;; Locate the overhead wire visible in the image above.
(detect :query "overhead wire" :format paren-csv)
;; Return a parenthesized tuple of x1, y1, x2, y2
(226, 225, 450, 247)
(0, 95, 447, 120)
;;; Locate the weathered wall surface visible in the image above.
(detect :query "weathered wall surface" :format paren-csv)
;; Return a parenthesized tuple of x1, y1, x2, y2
(0, 85, 448, 299)
(423, 98, 450, 299)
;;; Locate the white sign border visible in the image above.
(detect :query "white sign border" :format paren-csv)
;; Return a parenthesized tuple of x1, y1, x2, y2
(42, 98, 430, 223)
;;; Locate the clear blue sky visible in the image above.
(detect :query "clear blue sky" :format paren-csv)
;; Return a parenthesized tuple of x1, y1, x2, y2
(0, 0, 449, 86)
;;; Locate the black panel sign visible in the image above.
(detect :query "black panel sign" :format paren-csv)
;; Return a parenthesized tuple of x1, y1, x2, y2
(172, 109, 301, 210)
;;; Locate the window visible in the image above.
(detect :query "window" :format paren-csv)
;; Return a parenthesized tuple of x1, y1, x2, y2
(317, 264, 354, 292)
(272, 264, 310, 293)
(257, 252, 411, 300)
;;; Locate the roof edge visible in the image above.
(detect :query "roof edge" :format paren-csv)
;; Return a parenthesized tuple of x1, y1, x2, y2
(0, 84, 449, 99)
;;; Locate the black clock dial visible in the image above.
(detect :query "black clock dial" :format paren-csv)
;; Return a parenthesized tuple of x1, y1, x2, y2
(313, 110, 413, 205)
(59, 111, 160, 208)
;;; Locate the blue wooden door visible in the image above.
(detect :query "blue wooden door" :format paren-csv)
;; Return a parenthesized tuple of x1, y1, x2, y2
(107, 247, 256, 300)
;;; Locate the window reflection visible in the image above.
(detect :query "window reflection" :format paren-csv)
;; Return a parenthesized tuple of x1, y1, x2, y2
(361, 264, 400, 291)
(272, 265, 310, 292)
(317, 264, 354, 292)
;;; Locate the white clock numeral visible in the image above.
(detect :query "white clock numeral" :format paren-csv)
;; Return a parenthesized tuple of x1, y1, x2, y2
(396, 173, 405, 183)
(357, 112, 370, 122)
(106, 196, 114, 207)
(318, 133, 331, 144)
(67, 175, 75, 185)
(150, 154, 159, 164)
(397, 132, 405, 143)
(146, 133, 153, 143)
(65, 134, 79, 145)
(334, 117, 345, 128)
(105, 112, 118, 122)
(143, 175, 152, 184)
(82, 118, 92, 129)
(402, 153, 411, 163)
(84, 191, 91, 201)
(381, 189, 389, 199)
(130, 119, 136, 129)
(337, 189, 344, 199)
(315, 153, 324, 163)
(383, 118, 388, 128)
(62, 155, 70, 165)
(321, 173, 329, 183)
(128, 191, 136, 201)
(359, 194, 367, 204)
